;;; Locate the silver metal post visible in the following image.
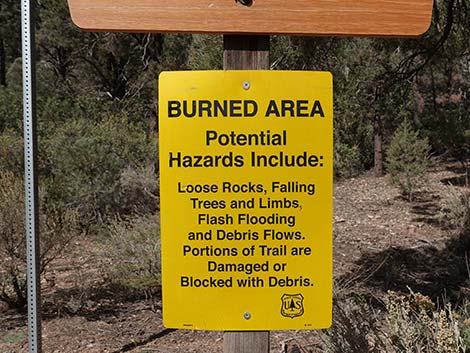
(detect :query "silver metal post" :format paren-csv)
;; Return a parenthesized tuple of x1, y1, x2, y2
(21, 0, 42, 352)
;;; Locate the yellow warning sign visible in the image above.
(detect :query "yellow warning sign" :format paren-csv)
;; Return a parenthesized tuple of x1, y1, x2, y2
(159, 71, 333, 330)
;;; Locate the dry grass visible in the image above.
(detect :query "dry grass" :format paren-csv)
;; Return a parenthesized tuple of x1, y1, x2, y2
(322, 291, 468, 353)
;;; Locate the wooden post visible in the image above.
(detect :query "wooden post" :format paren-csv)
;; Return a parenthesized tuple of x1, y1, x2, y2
(223, 35, 269, 70)
(224, 331, 270, 353)
(223, 34, 270, 353)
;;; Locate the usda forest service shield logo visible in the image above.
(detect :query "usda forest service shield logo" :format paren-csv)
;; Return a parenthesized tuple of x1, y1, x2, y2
(281, 294, 304, 318)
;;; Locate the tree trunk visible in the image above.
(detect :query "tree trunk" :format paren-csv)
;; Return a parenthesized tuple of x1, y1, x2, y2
(0, 37, 6, 87)
(374, 113, 384, 177)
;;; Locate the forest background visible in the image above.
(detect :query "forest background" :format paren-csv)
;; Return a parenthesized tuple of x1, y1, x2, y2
(0, 0, 469, 352)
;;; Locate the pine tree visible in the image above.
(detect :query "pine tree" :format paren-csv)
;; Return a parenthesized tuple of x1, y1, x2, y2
(385, 120, 430, 201)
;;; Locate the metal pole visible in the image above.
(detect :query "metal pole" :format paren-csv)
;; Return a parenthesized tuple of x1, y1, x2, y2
(21, 0, 42, 352)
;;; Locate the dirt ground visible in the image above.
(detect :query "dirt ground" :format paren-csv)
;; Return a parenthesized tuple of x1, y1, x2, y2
(1, 162, 468, 353)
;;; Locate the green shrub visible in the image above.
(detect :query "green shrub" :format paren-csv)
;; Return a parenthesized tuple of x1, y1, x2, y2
(119, 164, 159, 216)
(103, 214, 161, 292)
(0, 87, 22, 132)
(0, 131, 23, 174)
(38, 92, 120, 131)
(0, 172, 80, 310)
(385, 291, 465, 353)
(187, 34, 223, 70)
(334, 142, 363, 178)
(42, 114, 156, 222)
(385, 120, 430, 200)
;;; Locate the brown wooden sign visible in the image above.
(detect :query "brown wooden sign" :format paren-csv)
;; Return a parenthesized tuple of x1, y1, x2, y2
(67, 0, 434, 36)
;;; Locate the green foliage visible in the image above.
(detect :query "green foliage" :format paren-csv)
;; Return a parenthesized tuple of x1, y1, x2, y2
(119, 164, 159, 216)
(37, 90, 122, 131)
(332, 38, 414, 174)
(2, 331, 26, 344)
(461, 319, 470, 351)
(334, 142, 363, 178)
(78, 33, 153, 100)
(187, 35, 223, 70)
(159, 34, 192, 71)
(385, 120, 430, 200)
(418, 58, 470, 164)
(0, 0, 21, 86)
(42, 114, 155, 222)
(1, 69, 158, 225)
(37, 0, 84, 83)
(409, 0, 470, 163)
(0, 172, 80, 310)
(104, 214, 161, 291)
(0, 130, 23, 174)
(270, 36, 339, 71)
(0, 87, 22, 131)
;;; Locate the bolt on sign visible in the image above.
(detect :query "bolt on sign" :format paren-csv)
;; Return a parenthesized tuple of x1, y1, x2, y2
(67, 0, 433, 36)
(159, 71, 333, 330)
